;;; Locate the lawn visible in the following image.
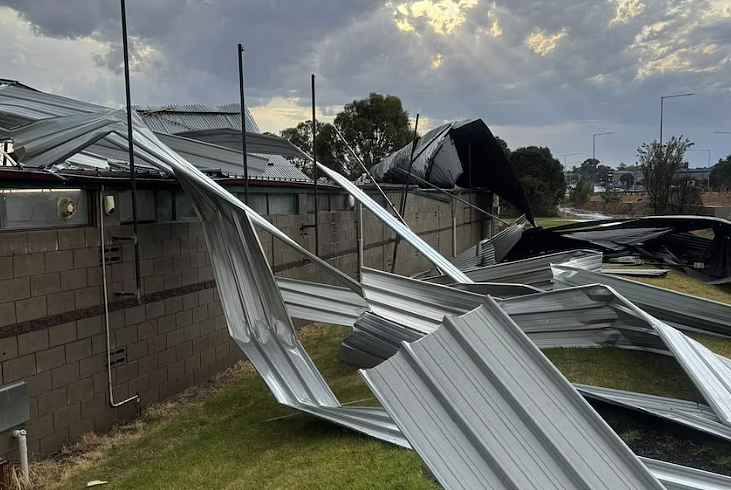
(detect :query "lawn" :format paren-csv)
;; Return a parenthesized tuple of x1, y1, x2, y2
(35, 271, 731, 489)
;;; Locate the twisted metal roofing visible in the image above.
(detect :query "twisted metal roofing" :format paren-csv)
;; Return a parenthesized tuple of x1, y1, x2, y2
(361, 300, 666, 490)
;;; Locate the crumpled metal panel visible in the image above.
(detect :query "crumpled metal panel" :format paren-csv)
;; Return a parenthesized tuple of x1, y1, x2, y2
(5, 109, 361, 295)
(339, 312, 424, 368)
(361, 300, 665, 490)
(553, 265, 731, 337)
(446, 215, 526, 272)
(602, 269, 669, 277)
(361, 267, 483, 334)
(450, 282, 544, 297)
(317, 164, 472, 284)
(577, 385, 731, 444)
(275, 277, 369, 327)
(426, 249, 603, 288)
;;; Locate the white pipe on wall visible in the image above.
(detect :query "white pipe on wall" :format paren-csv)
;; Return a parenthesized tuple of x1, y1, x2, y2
(12, 429, 28, 486)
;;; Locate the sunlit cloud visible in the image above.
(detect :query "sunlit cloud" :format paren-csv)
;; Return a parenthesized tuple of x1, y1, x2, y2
(390, 0, 479, 35)
(430, 53, 444, 70)
(526, 29, 566, 55)
(248, 96, 339, 134)
(609, 0, 646, 24)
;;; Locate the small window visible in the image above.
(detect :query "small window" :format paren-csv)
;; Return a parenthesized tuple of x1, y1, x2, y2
(120, 190, 155, 223)
(156, 190, 173, 221)
(303, 194, 315, 214)
(174, 191, 197, 220)
(367, 192, 387, 208)
(246, 194, 268, 215)
(0, 188, 89, 230)
(268, 194, 297, 215)
(317, 194, 330, 212)
(330, 194, 347, 211)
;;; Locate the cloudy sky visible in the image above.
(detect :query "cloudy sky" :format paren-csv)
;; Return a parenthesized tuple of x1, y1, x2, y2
(3, 0, 731, 168)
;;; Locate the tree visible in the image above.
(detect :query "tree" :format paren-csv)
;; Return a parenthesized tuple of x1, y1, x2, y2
(509, 146, 566, 215)
(579, 158, 599, 182)
(638, 136, 693, 214)
(280, 120, 356, 179)
(495, 136, 511, 159)
(710, 155, 731, 190)
(570, 180, 593, 204)
(334, 93, 414, 170)
(596, 164, 613, 186)
(280, 93, 415, 180)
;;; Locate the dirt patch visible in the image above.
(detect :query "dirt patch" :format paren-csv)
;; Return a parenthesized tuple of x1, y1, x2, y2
(591, 401, 731, 475)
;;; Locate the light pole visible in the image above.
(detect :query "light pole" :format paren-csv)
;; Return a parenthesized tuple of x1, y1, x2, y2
(564, 152, 583, 184)
(660, 93, 694, 144)
(592, 132, 614, 183)
(688, 149, 711, 188)
(592, 132, 614, 161)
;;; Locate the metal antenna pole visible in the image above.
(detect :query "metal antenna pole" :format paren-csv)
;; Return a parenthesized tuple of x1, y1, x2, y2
(390, 114, 419, 273)
(311, 74, 319, 257)
(332, 126, 406, 223)
(238, 44, 249, 203)
(120, 0, 141, 301)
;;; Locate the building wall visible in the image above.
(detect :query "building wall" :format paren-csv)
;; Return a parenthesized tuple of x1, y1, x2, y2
(0, 188, 489, 462)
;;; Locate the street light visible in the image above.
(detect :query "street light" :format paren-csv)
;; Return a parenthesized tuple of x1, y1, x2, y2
(592, 132, 614, 161)
(660, 93, 694, 144)
(688, 149, 711, 189)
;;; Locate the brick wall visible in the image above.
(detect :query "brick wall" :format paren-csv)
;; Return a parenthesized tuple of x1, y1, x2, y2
(0, 188, 489, 461)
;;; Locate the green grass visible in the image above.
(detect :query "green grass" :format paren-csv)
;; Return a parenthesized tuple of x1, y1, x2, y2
(49, 325, 435, 490)
(44, 270, 731, 489)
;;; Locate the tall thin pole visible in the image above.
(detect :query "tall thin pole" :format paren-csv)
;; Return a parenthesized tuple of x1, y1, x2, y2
(390, 114, 419, 274)
(238, 44, 249, 204)
(120, 0, 141, 300)
(311, 74, 319, 257)
(332, 125, 406, 223)
(659, 97, 664, 145)
(660, 93, 694, 145)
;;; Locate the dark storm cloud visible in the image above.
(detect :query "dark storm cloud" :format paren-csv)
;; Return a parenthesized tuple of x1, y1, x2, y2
(3, 0, 731, 165)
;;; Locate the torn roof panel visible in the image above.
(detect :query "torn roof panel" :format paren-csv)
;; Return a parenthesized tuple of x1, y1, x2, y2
(577, 385, 731, 444)
(426, 249, 603, 289)
(276, 277, 369, 327)
(552, 264, 731, 337)
(361, 299, 665, 490)
(361, 267, 483, 334)
(369, 119, 534, 224)
(319, 163, 473, 284)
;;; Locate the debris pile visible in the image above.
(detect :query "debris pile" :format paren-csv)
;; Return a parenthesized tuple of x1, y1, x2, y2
(3, 85, 731, 489)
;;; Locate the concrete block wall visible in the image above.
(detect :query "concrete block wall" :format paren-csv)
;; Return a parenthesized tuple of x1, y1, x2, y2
(0, 188, 489, 462)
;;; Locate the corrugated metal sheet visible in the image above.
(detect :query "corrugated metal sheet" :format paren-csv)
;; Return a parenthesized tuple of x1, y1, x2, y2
(101, 112, 405, 444)
(318, 163, 473, 284)
(640, 457, 731, 490)
(602, 269, 669, 277)
(505, 283, 731, 427)
(156, 133, 267, 176)
(339, 312, 424, 368)
(361, 268, 483, 334)
(451, 282, 545, 297)
(553, 265, 731, 337)
(134, 103, 260, 134)
(361, 299, 665, 490)
(446, 215, 526, 272)
(137, 106, 310, 182)
(426, 249, 603, 289)
(577, 385, 731, 444)
(276, 277, 369, 327)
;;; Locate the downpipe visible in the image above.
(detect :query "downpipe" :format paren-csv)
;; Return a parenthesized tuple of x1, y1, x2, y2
(100, 187, 140, 410)
(12, 429, 28, 486)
